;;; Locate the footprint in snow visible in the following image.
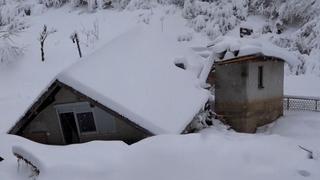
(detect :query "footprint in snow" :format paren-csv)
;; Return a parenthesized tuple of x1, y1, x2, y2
(297, 170, 311, 177)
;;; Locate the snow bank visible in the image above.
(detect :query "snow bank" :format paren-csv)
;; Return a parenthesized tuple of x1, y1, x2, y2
(11, 140, 127, 177)
(5, 111, 320, 180)
(58, 26, 210, 135)
(210, 36, 300, 66)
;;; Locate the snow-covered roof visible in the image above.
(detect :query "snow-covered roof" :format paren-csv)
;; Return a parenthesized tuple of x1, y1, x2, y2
(57, 26, 210, 135)
(209, 36, 300, 66)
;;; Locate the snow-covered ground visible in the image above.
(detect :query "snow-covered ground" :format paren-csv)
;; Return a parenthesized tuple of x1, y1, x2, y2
(0, 111, 320, 180)
(1, 4, 320, 180)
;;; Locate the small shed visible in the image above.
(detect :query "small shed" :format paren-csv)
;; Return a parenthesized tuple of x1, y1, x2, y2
(208, 37, 299, 133)
(8, 27, 210, 145)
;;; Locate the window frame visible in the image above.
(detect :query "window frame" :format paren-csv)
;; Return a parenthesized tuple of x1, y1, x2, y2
(76, 111, 97, 133)
(55, 102, 98, 136)
(258, 66, 264, 89)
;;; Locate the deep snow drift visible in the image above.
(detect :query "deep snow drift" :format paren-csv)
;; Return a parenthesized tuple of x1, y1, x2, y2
(0, 111, 319, 180)
(0, 3, 320, 180)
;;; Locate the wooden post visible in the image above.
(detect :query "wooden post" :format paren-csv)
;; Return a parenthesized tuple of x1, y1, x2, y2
(71, 32, 82, 58)
(286, 98, 290, 110)
(315, 100, 318, 111)
(75, 33, 82, 58)
(40, 40, 45, 62)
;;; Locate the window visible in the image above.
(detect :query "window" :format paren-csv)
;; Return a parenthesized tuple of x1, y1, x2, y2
(76, 112, 96, 133)
(258, 66, 264, 89)
(55, 102, 97, 136)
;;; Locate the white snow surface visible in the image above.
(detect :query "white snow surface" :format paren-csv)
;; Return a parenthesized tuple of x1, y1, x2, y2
(210, 36, 300, 66)
(58, 26, 210, 134)
(1, 111, 320, 180)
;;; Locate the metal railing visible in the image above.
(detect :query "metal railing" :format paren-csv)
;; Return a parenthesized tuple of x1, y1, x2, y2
(283, 95, 320, 112)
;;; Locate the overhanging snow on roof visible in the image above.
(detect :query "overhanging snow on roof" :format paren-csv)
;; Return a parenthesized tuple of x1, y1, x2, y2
(209, 36, 301, 66)
(57, 26, 210, 135)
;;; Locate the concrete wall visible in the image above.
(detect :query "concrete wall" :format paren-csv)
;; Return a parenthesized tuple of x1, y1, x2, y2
(215, 62, 249, 131)
(22, 87, 149, 145)
(246, 60, 284, 102)
(214, 58, 284, 133)
(245, 60, 284, 131)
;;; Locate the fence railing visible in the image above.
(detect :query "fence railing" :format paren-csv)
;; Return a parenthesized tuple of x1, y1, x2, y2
(283, 95, 320, 112)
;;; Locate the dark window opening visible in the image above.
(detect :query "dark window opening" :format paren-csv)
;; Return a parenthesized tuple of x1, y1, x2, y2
(258, 66, 264, 89)
(76, 112, 96, 133)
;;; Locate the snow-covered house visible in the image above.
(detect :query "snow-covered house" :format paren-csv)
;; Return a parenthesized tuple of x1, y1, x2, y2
(8, 27, 210, 145)
(208, 37, 299, 133)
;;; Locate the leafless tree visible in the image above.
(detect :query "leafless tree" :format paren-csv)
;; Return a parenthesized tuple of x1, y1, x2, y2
(38, 25, 56, 62)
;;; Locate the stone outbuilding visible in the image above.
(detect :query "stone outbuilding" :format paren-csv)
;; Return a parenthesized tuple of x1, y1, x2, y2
(206, 37, 299, 133)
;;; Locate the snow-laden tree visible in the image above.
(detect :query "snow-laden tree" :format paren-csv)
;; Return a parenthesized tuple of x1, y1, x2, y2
(183, 0, 248, 39)
(126, 0, 157, 10)
(250, 0, 320, 25)
(111, 0, 130, 9)
(38, 0, 68, 7)
(0, 19, 25, 63)
(0, 0, 28, 63)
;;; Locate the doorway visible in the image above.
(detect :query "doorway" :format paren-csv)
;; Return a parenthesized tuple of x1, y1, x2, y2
(59, 112, 80, 144)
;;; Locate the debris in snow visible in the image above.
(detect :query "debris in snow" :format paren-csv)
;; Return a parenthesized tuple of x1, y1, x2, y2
(0, 156, 3, 161)
(298, 145, 314, 159)
(177, 33, 193, 42)
(13, 152, 40, 179)
(240, 27, 253, 38)
(297, 170, 311, 177)
(184, 102, 222, 133)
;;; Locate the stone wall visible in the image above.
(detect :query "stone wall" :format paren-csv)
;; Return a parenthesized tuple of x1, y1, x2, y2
(214, 57, 284, 133)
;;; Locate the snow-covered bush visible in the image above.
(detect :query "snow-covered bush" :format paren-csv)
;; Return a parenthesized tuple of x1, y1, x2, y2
(0, 1, 25, 26)
(126, 0, 157, 10)
(272, 17, 320, 55)
(0, 39, 24, 63)
(80, 19, 99, 47)
(38, 0, 68, 7)
(183, 0, 248, 40)
(0, 2, 27, 64)
(0, 21, 25, 63)
(250, 0, 320, 26)
(158, 0, 184, 7)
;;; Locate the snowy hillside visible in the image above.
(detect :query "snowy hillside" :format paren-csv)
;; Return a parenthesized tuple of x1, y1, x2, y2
(0, 1, 320, 180)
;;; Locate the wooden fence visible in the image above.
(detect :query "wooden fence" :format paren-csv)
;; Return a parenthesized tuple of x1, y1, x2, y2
(283, 95, 320, 112)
